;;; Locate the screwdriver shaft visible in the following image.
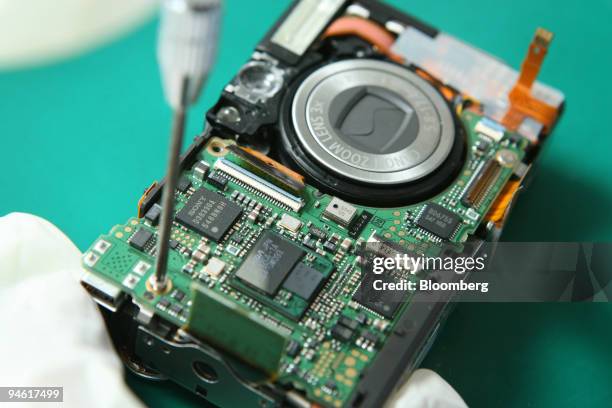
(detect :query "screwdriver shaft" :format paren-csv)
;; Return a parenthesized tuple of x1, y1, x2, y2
(153, 81, 189, 291)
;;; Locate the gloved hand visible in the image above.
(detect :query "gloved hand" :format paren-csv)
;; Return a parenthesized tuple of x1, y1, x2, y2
(0, 212, 466, 408)
(0, 213, 144, 408)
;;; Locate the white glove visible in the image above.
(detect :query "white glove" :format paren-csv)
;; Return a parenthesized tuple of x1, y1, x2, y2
(389, 369, 468, 408)
(0, 213, 144, 408)
(0, 212, 466, 408)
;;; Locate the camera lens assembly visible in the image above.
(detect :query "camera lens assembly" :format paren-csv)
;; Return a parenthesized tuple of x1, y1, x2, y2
(280, 59, 466, 206)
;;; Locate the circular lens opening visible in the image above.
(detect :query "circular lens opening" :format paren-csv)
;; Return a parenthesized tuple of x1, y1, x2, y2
(238, 61, 283, 97)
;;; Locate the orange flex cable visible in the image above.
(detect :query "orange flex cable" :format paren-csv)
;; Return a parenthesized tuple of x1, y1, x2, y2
(486, 180, 521, 227)
(415, 68, 458, 101)
(137, 181, 158, 218)
(240, 146, 305, 184)
(323, 16, 404, 63)
(502, 28, 559, 132)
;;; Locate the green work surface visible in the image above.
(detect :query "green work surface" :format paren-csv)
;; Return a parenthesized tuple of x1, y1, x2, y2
(1, 1, 611, 407)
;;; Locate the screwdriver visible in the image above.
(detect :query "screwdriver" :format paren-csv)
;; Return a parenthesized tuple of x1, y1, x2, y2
(150, 0, 222, 293)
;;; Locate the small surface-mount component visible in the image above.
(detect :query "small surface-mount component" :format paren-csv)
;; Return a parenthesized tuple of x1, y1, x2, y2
(323, 197, 357, 227)
(157, 298, 170, 310)
(278, 213, 302, 233)
(129, 228, 154, 252)
(169, 303, 183, 316)
(338, 315, 359, 331)
(308, 226, 327, 241)
(204, 257, 226, 278)
(207, 172, 229, 190)
(465, 207, 480, 222)
(322, 240, 337, 253)
(348, 211, 373, 238)
(169, 239, 180, 250)
(171, 289, 186, 302)
(192, 250, 207, 263)
(235, 231, 305, 295)
(226, 244, 241, 256)
(361, 330, 379, 345)
(144, 204, 162, 225)
(175, 188, 242, 241)
(302, 237, 316, 250)
(474, 138, 491, 154)
(286, 340, 301, 358)
(324, 380, 337, 393)
(193, 160, 210, 181)
(416, 203, 461, 240)
(282, 263, 325, 301)
(177, 177, 192, 193)
(248, 209, 260, 223)
(182, 262, 195, 275)
(355, 312, 367, 325)
(340, 238, 352, 252)
(331, 324, 354, 342)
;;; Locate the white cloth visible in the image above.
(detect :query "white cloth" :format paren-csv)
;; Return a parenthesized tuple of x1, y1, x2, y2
(0, 213, 466, 408)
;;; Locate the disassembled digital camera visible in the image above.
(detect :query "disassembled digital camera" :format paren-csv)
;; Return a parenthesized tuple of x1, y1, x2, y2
(81, 1, 564, 407)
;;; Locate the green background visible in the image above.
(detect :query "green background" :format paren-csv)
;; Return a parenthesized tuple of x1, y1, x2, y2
(2, 0, 611, 406)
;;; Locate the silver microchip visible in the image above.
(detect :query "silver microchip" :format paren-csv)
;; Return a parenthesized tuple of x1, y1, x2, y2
(323, 197, 357, 227)
(278, 213, 302, 233)
(204, 257, 226, 278)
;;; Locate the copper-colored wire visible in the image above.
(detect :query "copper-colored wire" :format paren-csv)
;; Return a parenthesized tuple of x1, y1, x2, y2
(137, 181, 158, 217)
(323, 16, 404, 63)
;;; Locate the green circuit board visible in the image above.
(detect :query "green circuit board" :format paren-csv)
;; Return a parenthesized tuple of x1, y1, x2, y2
(82, 110, 526, 407)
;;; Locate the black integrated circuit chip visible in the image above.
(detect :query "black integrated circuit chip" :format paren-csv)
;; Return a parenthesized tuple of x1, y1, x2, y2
(353, 283, 405, 319)
(416, 203, 461, 239)
(175, 188, 242, 241)
(331, 324, 353, 342)
(308, 226, 327, 241)
(177, 177, 192, 193)
(236, 231, 304, 295)
(282, 263, 325, 301)
(208, 172, 228, 191)
(337, 315, 359, 331)
(348, 211, 373, 238)
(129, 228, 153, 252)
(352, 269, 407, 319)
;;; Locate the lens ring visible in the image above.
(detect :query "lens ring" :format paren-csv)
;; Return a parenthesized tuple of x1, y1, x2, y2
(291, 59, 455, 185)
